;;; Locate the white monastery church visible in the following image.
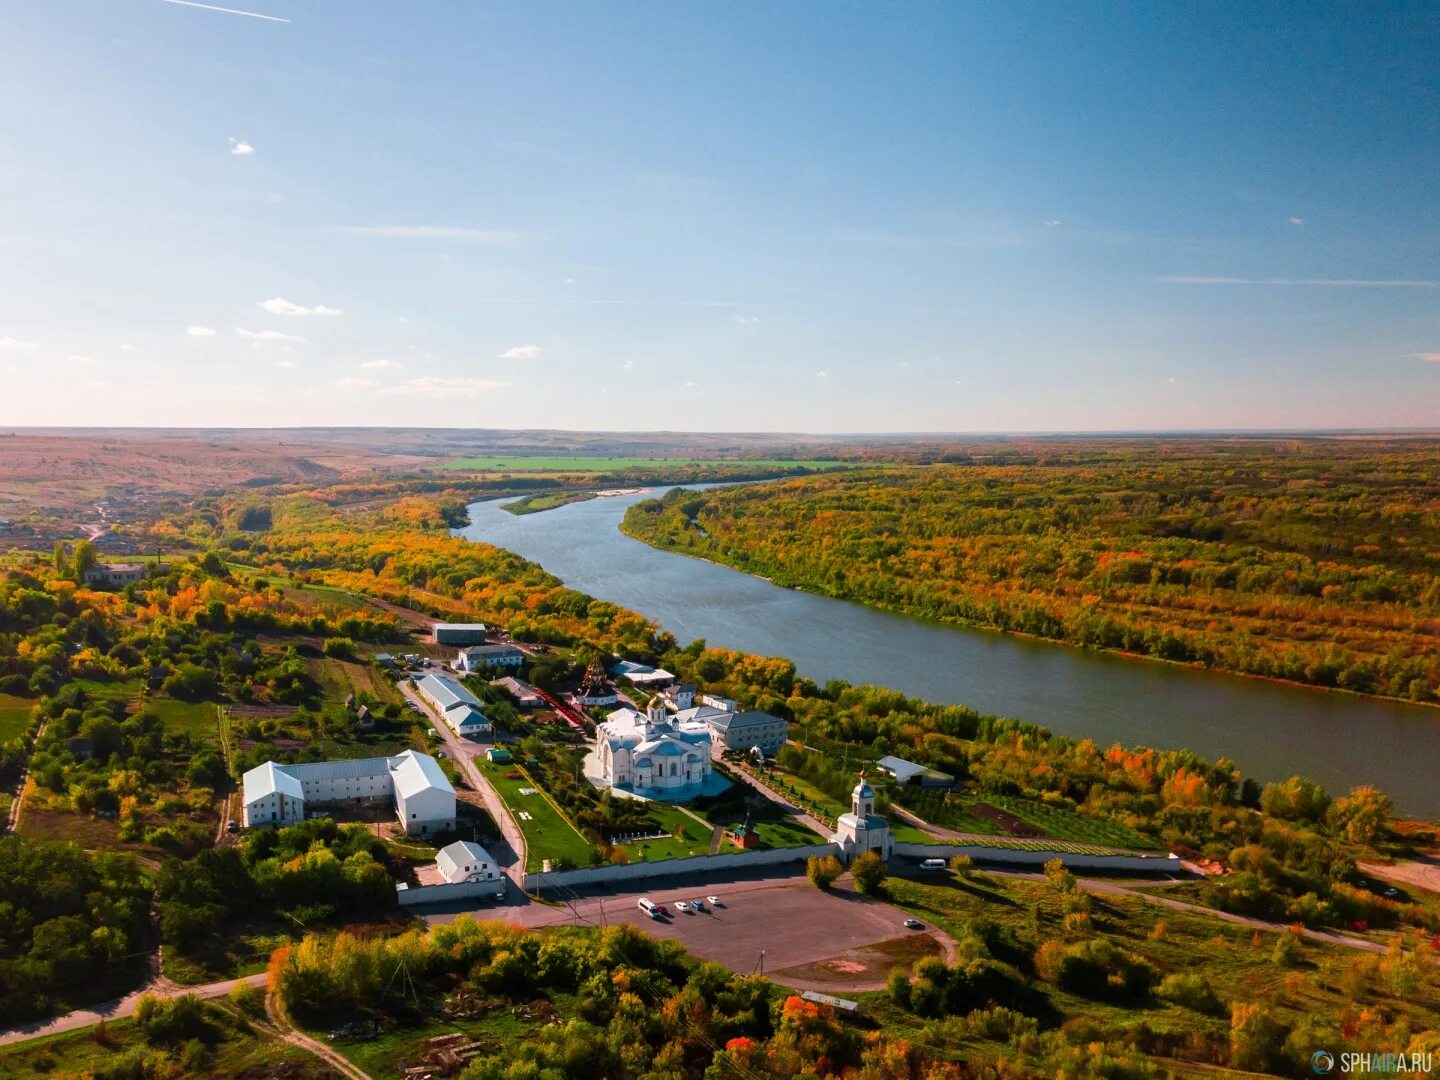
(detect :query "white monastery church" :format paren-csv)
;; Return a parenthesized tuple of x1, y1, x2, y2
(594, 699, 713, 797)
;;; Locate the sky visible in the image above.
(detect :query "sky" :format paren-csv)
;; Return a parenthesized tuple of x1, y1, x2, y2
(1, 2, 1437, 433)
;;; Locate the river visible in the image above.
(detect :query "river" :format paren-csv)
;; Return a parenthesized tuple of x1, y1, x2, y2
(458, 488, 1440, 817)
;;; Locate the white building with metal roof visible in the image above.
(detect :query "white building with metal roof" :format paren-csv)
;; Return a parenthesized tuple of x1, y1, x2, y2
(241, 749, 456, 835)
(433, 623, 489, 645)
(435, 840, 501, 885)
(415, 673, 492, 738)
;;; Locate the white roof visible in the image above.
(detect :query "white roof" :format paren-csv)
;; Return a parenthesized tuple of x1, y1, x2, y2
(416, 673, 482, 710)
(242, 760, 303, 803)
(281, 757, 392, 782)
(437, 839, 494, 881)
(875, 755, 927, 782)
(391, 749, 454, 799)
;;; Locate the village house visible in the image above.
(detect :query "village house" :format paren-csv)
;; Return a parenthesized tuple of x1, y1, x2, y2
(433, 623, 490, 645)
(456, 643, 525, 672)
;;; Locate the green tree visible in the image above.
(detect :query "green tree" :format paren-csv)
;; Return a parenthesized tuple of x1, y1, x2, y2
(806, 855, 843, 890)
(1329, 785, 1392, 845)
(850, 851, 887, 895)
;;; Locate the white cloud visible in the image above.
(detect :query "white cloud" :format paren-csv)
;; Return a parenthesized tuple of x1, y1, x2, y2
(1167, 376, 1178, 384)
(335, 377, 378, 390)
(498, 344, 542, 360)
(276, 360, 297, 369)
(1411, 352, 1440, 363)
(816, 370, 830, 379)
(341, 225, 520, 243)
(186, 326, 217, 338)
(622, 360, 635, 371)
(1044, 219, 1062, 227)
(120, 344, 139, 351)
(229, 137, 255, 157)
(384, 376, 512, 398)
(236, 327, 305, 342)
(1288, 216, 1304, 226)
(69, 354, 94, 364)
(261, 297, 344, 316)
(361, 358, 403, 370)
(88, 380, 109, 389)
(684, 380, 698, 388)
(0, 337, 38, 350)
(734, 315, 760, 326)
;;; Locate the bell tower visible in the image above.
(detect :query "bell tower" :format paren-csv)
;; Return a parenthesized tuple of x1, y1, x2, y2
(853, 774, 875, 819)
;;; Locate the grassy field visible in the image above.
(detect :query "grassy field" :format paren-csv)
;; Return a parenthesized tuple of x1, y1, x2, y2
(0, 1011, 327, 1078)
(892, 791, 1003, 835)
(144, 697, 220, 744)
(476, 759, 594, 872)
(0, 692, 35, 742)
(445, 455, 852, 472)
(615, 801, 713, 862)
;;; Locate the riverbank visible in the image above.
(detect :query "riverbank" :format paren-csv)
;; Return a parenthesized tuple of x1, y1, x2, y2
(458, 488, 1440, 817)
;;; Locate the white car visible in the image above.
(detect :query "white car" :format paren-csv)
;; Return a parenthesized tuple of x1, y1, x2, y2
(904, 918, 925, 930)
(675, 901, 692, 913)
(706, 895, 723, 907)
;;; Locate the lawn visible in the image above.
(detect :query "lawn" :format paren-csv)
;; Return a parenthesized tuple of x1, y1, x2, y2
(891, 789, 1002, 834)
(445, 455, 853, 472)
(476, 759, 594, 872)
(145, 697, 220, 744)
(0, 692, 35, 742)
(615, 801, 713, 862)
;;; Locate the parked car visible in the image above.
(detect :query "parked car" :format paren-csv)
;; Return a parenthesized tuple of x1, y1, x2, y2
(706, 895, 723, 907)
(226, 820, 239, 833)
(690, 898, 706, 911)
(675, 901, 692, 913)
(904, 918, 925, 930)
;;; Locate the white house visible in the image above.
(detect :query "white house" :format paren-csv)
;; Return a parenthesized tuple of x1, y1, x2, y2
(456, 644, 526, 672)
(433, 623, 489, 645)
(611, 660, 675, 687)
(659, 683, 696, 711)
(594, 699, 713, 797)
(415, 673, 492, 738)
(700, 694, 739, 713)
(491, 676, 541, 709)
(436, 839, 501, 885)
(694, 708, 788, 755)
(832, 777, 892, 862)
(241, 750, 455, 836)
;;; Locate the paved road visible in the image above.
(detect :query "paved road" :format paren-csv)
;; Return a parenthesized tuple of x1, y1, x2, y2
(0, 973, 268, 1047)
(401, 679, 530, 896)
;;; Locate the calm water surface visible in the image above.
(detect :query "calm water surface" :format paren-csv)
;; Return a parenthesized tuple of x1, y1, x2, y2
(459, 488, 1440, 817)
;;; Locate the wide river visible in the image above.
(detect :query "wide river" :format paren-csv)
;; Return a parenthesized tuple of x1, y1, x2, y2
(460, 487, 1440, 817)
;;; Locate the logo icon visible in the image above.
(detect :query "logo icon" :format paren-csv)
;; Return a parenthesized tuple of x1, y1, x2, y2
(1312, 1050, 1335, 1075)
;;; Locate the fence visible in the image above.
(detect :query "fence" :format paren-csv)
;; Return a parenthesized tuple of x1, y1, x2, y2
(396, 879, 507, 908)
(893, 841, 1180, 874)
(523, 843, 840, 893)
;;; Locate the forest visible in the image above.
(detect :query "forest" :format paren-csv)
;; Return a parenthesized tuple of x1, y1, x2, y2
(622, 439, 1440, 703)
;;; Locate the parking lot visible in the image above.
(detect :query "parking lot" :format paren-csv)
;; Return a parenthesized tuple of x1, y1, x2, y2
(432, 869, 955, 992)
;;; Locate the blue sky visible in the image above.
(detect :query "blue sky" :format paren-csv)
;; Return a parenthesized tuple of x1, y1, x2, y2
(1, 1, 1437, 431)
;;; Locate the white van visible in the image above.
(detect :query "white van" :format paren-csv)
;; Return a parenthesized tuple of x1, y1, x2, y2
(920, 858, 948, 871)
(637, 897, 660, 918)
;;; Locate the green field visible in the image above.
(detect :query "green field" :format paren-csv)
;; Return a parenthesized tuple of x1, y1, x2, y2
(614, 800, 713, 861)
(445, 455, 852, 472)
(476, 760, 594, 872)
(0, 692, 35, 742)
(499, 491, 598, 515)
(327, 1011, 540, 1078)
(145, 697, 220, 743)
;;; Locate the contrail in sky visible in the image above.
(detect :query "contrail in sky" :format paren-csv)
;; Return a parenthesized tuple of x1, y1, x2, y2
(160, 0, 290, 22)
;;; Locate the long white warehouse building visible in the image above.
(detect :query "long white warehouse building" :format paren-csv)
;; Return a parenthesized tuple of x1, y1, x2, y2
(242, 749, 456, 836)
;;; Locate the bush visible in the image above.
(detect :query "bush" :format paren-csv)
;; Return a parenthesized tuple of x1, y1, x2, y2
(133, 994, 217, 1045)
(1156, 972, 1223, 1014)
